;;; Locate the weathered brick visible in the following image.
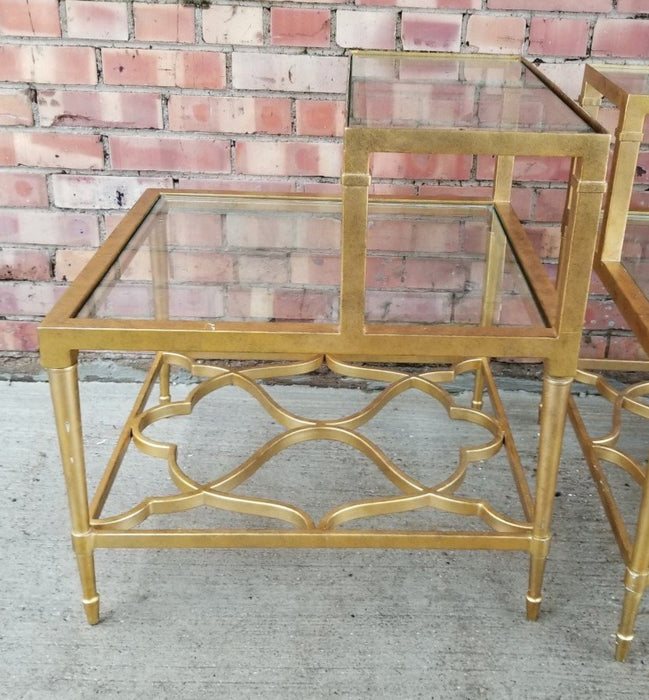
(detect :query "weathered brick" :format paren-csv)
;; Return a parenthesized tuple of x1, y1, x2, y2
(584, 298, 629, 331)
(54, 249, 95, 282)
(134, 2, 195, 43)
(103, 49, 226, 89)
(169, 287, 224, 320)
(526, 226, 561, 259)
(296, 100, 346, 137)
(0, 209, 100, 246)
(39, 90, 163, 128)
(608, 334, 649, 360)
(617, 0, 649, 10)
(336, 9, 396, 50)
(0, 172, 48, 207)
(0, 320, 39, 351)
(169, 252, 234, 284)
(235, 141, 342, 178)
(273, 289, 338, 322)
(203, 5, 264, 46)
(66, 0, 128, 40)
(109, 135, 231, 174)
(51, 175, 171, 210)
(370, 153, 473, 180)
(357, 0, 479, 6)
(0, 248, 51, 281)
(173, 178, 299, 195)
(476, 155, 571, 183)
(368, 218, 461, 254)
(0, 0, 61, 37)
(225, 212, 340, 250)
(168, 96, 292, 135)
(0, 131, 103, 169)
(232, 53, 348, 94)
(529, 18, 589, 58)
(0, 45, 97, 85)
(592, 19, 649, 59)
(579, 333, 607, 360)
(290, 254, 340, 285)
(401, 12, 462, 52)
(488, 0, 611, 9)
(466, 15, 526, 53)
(238, 255, 289, 285)
(534, 188, 568, 223)
(271, 8, 330, 48)
(0, 281, 64, 315)
(366, 290, 452, 323)
(0, 89, 33, 126)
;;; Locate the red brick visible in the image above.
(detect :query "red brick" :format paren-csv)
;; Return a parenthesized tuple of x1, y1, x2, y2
(54, 249, 95, 282)
(0, 173, 48, 207)
(0, 90, 33, 126)
(0, 320, 39, 351)
(584, 298, 629, 331)
(290, 255, 340, 285)
(51, 175, 171, 210)
(102, 49, 226, 89)
(401, 12, 462, 52)
(238, 256, 289, 285)
(592, 19, 649, 59)
(370, 153, 473, 180)
(226, 288, 274, 320)
(0, 210, 99, 246)
(403, 259, 467, 291)
(534, 188, 568, 223)
(336, 9, 396, 50)
(466, 15, 526, 53)
(39, 90, 163, 129)
(526, 226, 561, 259)
(296, 100, 346, 137)
(109, 135, 230, 174)
(225, 212, 340, 250)
(608, 335, 649, 361)
(368, 219, 461, 254)
(173, 179, 299, 195)
(488, 0, 611, 8)
(529, 18, 589, 58)
(134, 2, 195, 43)
(366, 290, 452, 323)
(0, 248, 51, 281)
(0, 45, 97, 85)
(169, 287, 224, 320)
(273, 289, 337, 322)
(271, 8, 330, 48)
(476, 155, 571, 183)
(168, 96, 292, 135)
(0, 0, 61, 37)
(232, 53, 348, 94)
(203, 5, 264, 46)
(169, 252, 234, 284)
(0, 281, 64, 315)
(235, 141, 342, 178)
(66, 0, 128, 40)
(357, 0, 479, 6)
(579, 333, 607, 360)
(0, 131, 103, 169)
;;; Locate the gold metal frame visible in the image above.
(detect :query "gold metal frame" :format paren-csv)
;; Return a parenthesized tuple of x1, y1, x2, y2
(39, 53, 610, 626)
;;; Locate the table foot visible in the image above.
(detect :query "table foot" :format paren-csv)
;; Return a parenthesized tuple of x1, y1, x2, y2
(614, 567, 648, 661)
(76, 551, 100, 624)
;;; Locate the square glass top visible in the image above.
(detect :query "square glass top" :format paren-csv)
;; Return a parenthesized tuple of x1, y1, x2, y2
(348, 52, 594, 133)
(589, 64, 649, 98)
(75, 192, 547, 330)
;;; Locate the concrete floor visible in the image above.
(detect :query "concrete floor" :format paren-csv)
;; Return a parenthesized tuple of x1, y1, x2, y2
(1, 368, 648, 698)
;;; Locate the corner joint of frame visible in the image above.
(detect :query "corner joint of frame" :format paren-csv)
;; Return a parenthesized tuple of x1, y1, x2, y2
(71, 530, 95, 555)
(529, 534, 551, 559)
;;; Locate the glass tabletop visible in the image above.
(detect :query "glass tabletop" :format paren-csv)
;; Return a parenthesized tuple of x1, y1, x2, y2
(348, 53, 593, 133)
(590, 64, 649, 98)
(77, 192, 546, 329)
(621, 212, 649, 296)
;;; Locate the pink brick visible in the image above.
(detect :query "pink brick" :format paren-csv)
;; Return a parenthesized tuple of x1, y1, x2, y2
(336, 9, 396, 50)
(0, 90, 33, 126)
(584, 299, 629, 331)
(366, 290, 452, 323)
(235, 141, 342, 178)
(488, 0, 611, 9)
(401, 13, 462, 52)
(608, 335, 649, 361)
(0, 173, 48, 206)
(0, 281, 64, 315)
(0, 45, 97, 85)
(203, 5, 263, 46)
(0, 320, 39, 351)
(296, 100, 346, 137)
(168, 96, 292, 135)
(51, 175, 171, 209)
(134, 2, 195, 43)
(232, 53, 348, 94)
(358, 0, 479, 6)
(403, 259, 467, 291)
(54, 249, 95, 282)
(225, 212, 340, 250)
(0, 248, 51, 281)
(0, 132, 103, 169)
(290, 255, 341, 285)
(66, 0, 128, 40)
(0, 210, 99, 246)
(271, 8, 330, 48)
(273, 289, 337, 322)
(238, 256, 289, 285)
(103, 49, 226, 89)
(39, 90, 163, 128)
(476, 155, 571, 182)
(529, 18, 589, 58)
(226, 288, 274, 320)
(592, 19, 649, 59)
(0, 0, 60, 37)
(466, 15, 526, 54)
(370, 153, 473, 180)
(173, 179, 299, 195)
(617, 0, 649, 10)
(110, 135, 230, 174)
(534, 188, 568, 223)
(368, 219, 461, 254)
(526, 227, 561, 259)
(579, 333, 607, 360)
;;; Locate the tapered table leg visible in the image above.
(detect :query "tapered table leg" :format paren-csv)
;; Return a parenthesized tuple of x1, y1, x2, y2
(48, 364, 99, 624)
(615, 474, 649, 660)
(526, 374, 573, 620)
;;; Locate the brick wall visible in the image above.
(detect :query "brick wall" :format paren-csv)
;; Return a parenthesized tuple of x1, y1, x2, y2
(1, 0, 649, 361)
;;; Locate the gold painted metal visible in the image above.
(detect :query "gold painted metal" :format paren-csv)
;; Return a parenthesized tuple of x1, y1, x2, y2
(39, 52, 609, 625)
(567, 64, 649, 660)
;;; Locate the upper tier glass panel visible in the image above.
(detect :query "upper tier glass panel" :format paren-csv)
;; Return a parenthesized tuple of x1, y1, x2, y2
(621, 213, 649, 298)
(593, 65, 649, 98)
(76, 193, 546, 329)
(348, 53, 593, 133)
